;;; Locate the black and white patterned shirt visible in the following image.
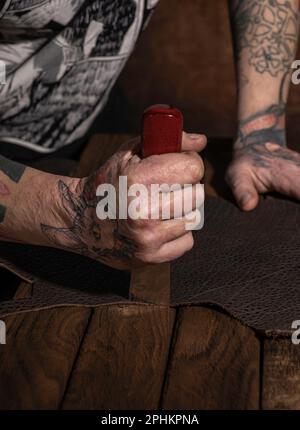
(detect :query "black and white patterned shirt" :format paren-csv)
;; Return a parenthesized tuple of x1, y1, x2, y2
(0, 0, 158, 154)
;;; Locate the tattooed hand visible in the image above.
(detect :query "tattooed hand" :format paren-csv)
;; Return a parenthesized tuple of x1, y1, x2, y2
(41, 133, 206, 270)
(228, 0, 300, 211)
(226, 141, 300, 211)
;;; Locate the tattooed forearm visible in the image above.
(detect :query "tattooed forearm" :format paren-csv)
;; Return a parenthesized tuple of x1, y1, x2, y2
(236, 102, 286, 148)
(230, 1, 299, 150)
(230, 0, 299, 77)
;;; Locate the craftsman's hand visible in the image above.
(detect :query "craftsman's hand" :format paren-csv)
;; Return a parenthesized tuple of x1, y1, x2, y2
(42, 133, 206, 270)
(226, 142, 300, 211)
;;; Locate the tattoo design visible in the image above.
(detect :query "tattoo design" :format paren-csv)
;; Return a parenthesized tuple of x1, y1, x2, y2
(0, 156, 26, 183)
(236, 62, 291, 148)
(236, 101, 286, 148)
(241, 141, 300, 168)
(231, 0, 298, 76)
(0, 156, 25, 223)
(41, 176, 137, 263)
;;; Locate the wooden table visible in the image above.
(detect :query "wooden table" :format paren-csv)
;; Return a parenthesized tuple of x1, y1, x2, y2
(0, 134, 299, 410)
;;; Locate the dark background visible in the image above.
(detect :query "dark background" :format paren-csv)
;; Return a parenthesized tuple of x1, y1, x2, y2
(99, 0, 300, 152)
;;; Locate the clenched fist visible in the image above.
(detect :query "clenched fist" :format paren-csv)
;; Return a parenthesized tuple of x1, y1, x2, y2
(42, 132, 206, 270)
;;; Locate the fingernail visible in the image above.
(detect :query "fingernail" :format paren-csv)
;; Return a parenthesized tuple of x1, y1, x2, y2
(239, 193, 251, 207)
(188, 133, 202, 140)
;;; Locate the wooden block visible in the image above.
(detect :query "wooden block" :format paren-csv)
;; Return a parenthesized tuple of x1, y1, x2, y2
(162, 307, 260, 410)
(13, 281, 33, 300)
(262, 339, 300, 410)
(0, 307, 91, 410)
(130, 263, 170, 305)
(62, 304, 175, 410)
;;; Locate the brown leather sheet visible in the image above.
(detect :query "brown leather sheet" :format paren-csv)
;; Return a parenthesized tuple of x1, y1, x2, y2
(171, 196, 300, 336)
(0, 196, 299, 336)
(0, 244, 131, 316)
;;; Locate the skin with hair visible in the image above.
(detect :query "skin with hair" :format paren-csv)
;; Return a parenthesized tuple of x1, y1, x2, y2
(227, 0, 300, 211)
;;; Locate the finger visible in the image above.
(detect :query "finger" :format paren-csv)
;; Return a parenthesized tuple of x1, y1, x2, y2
(156, 209, 202, 243)
(139, 209, 201, 250)
(133, 151, 204, 186)
(131, 183, 204, 221)
(158, 184, 204, 220)
(181, 131, 207, 152)
(140, 232, 194, 264)
(226, 169, 259, 211)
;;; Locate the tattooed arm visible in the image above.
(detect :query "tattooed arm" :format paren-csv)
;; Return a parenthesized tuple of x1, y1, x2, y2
(0, 155, 79, 247)
(0, 133, 206, 270)
(227, 0, 300, 210)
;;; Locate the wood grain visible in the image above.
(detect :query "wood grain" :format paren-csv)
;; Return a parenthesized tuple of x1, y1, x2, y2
(13, 281, 33, 300)
(162, 307, 260, 410)
(130, 263, 170, 305)
(62, 304, 175, 410)
(0, 307, 91, 410)
(262, 339, 300, 410)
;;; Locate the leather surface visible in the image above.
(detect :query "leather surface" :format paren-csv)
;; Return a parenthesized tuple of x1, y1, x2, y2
(171, 196, 300, 335)
(0, 196, 299, 336)
(0, 244, 131, 317)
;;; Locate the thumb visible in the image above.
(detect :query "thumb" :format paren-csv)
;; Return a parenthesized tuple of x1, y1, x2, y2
(181, 131, 207, 152)
(226, 169, 259, 211)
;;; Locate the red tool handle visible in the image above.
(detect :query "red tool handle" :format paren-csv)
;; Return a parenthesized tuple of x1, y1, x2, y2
(142, 104, 183, 157)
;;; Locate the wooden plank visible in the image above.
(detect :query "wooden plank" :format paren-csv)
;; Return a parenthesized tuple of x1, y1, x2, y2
(130, 263, 170, 305)
(162, 306, 260, 410)
(62, 304, 175, 410)
(262, 339, 300, 410)
(0, 307, 91, 410)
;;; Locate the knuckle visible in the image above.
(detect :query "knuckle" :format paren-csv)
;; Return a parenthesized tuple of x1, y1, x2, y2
(137, 229, 161, 250)
(188, 156, 204, 182)
(185, 233, 194, 251)
(127, 216, 150, 230)
(201, 134, 208, 144)
(135, 218, 150, 229)
(137, 252, 155, 264)
(127, 171, 142, 187)
(225, 168, 233, 186)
